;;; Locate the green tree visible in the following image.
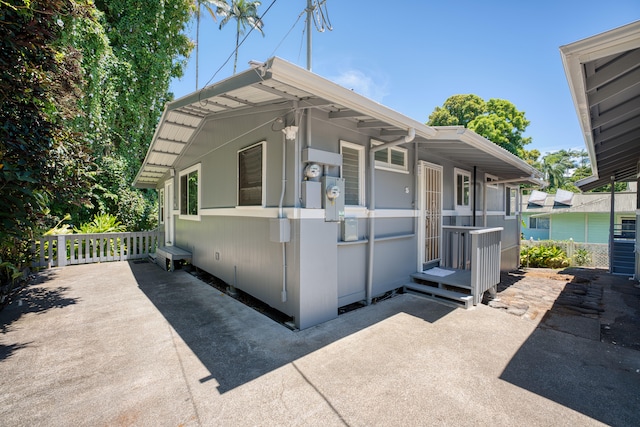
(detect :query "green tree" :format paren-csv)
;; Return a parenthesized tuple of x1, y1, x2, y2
(62, 0, 194, 229)
(427, 94, 532, 157)
(1, 0, 93, 303)
(217, 0, 264, 74)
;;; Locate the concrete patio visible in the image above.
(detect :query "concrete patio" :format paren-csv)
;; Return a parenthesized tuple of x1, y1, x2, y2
(1, 261, 639, 426)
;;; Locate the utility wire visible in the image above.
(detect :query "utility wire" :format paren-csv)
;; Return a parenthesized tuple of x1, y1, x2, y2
(200, 0, 278, 91)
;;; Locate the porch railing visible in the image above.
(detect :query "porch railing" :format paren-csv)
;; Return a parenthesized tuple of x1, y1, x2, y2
(31, 231, 163, 268)
(442, 226, 503, 305)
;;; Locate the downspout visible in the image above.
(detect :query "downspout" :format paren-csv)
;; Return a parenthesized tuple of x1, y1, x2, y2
(366, 128, 416, 305)
(279, 124, 299, 302)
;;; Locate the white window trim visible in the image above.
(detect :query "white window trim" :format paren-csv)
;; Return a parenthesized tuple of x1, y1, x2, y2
(237, 141, 267, 208)
(371, 139, 409, 174)
(158, 188, 165, 225)
(454, 168, 472, 213)
(179, 163, 201, 221)
(505, 185, 518, 219)
(485, 173, 499, 189)
(340, 140, 366, 206)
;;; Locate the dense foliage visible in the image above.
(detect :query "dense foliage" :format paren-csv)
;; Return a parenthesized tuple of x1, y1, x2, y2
(520, 244, 570, 269)
(1, 0, 193, 305)
(1, 0, 93, 302)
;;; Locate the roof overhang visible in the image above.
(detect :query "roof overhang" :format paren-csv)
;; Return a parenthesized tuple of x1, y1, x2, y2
(424, 127, 545, 186)
(560, 21, 640, 191)
(134, 57, 543, 188)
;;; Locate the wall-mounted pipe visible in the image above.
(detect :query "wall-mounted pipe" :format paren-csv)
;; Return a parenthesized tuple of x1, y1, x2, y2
(278, 124, 299, 303)
(366, 128, 416, 305)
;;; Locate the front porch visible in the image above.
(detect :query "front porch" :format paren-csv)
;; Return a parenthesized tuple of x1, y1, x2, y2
(405, 226, 503, 308)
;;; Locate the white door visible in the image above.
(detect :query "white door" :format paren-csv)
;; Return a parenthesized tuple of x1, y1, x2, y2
(164, 180, 174, 246)
(418, 161, 443, 270)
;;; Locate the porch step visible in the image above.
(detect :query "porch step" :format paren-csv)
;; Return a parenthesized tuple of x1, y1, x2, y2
(411, 270, 472, 291)
(404, 282, 473, 309)
(156, 245, 192, 271)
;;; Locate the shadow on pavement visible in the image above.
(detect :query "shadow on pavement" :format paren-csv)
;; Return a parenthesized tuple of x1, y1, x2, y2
(499, 270, 640, 426)
(129, 261, 454, 394)
(1, 269, 77, 334)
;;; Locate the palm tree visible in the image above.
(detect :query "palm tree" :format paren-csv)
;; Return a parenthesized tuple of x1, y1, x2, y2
(195, 1, 228, 90)
(217, 0, 264, 74)
(541, 150, 576, 191)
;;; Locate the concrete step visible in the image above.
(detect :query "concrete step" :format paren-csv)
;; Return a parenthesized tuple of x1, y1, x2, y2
(404, 282, 473, 309)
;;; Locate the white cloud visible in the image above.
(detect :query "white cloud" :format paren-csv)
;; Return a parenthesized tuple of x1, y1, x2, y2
(331, 69, 389, 103)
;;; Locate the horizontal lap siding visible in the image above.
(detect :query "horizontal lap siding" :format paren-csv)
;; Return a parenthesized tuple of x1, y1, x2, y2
(175, 216, 296, 317)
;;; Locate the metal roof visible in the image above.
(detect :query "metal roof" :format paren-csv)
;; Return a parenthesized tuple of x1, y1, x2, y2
(134, 57, 543, 188)
(522, 191, 637, 214)
(560, 21, 640, 191)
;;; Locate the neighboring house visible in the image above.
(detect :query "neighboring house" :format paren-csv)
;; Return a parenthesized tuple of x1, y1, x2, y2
(521, 190, 637, 243)
(560, 20, 640, 276)
(134, 57, 543, 329)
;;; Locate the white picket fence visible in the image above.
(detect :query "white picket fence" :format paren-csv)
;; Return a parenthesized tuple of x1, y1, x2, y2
(32, 231, 163, 268)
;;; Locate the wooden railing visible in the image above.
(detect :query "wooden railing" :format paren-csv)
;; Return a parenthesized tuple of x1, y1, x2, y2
(442, 226, 503, 305)
(31, 231, 163, 268)
(469, 227, 502, 305)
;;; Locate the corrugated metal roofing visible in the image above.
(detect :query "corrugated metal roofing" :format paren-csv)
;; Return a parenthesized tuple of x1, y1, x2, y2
(134, 57, 544, 188)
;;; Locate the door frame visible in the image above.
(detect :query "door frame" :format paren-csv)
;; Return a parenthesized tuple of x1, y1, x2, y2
(417, 161, 443, 271)
(164, 178, 174, 246)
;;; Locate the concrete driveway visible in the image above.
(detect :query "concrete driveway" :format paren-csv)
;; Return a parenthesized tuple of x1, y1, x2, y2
(1, 261, 639, 426)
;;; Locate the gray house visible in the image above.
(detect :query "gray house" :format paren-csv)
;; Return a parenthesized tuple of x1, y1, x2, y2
(134, 57, 544, 329)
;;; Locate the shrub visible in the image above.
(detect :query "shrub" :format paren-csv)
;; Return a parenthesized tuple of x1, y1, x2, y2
(521, 244, 570, 268)
(574, 248, 591, 266)
(75, 214, 126, 234)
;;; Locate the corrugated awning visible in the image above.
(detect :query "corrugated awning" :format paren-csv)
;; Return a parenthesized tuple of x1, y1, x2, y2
(134, 57, 543, 188)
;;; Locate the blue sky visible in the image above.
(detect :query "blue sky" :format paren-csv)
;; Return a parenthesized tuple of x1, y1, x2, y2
(169, 1, 640, 156)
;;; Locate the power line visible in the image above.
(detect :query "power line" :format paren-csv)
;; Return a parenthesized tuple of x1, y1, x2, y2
(201, 0, 278, 90)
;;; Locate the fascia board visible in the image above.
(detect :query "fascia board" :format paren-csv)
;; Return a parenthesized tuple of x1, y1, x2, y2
(266, 57, 437, 139)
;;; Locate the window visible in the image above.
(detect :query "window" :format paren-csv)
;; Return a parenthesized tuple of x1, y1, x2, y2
(371, 140, 408, 173)
(340, 141, 365, 206)
(485, 173, 499, 189)
(454, 168, 471, 211)
(505, 186, 518, 218)
(530, 217, 549, 229)
(158, 188, 165, 224)
(238, 142, 265, 206)
(179, 164, 200, 219)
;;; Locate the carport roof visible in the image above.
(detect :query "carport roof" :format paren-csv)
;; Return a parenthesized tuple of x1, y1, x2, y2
(560, 21, 640, 191)
(133, 57, 543, 188)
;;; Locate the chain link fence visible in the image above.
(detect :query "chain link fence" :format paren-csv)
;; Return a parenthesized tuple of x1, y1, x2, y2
(521, 239, 609, 268)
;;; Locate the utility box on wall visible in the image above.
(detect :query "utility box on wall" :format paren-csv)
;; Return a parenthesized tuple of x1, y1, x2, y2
(321, 176, 345, 222)
(269, 218, 291, 243)
(341, 217, 358, 241)
(302, 180, 322, 208)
